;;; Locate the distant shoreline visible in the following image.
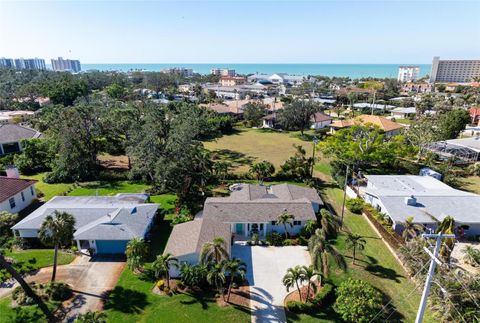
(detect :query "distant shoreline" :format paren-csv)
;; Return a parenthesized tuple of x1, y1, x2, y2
(46, 63, 432, 79)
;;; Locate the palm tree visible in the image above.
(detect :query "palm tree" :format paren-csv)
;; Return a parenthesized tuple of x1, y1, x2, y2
(125, 238, 148, 272)
(152, 253, 178, 289)
(300, 265, 320, 302)
(402, 216, 424, 241)
(318, 209, 340, 238)
(282, 266, 305, 302)
(345, 233, 366, 265)
(74, 311, 107, 323)
(276, 211, 295, 239)
(0, 254, 52, 320)
(206, 262, 226, 300)
(223, 258, 247, 302)
(38, 211, 76, 282)
(250, 161, 275, 184)
(308, 229, 346, 284)
(303, 219, 318, 236)
(463, 246, 480, 267)
(200, 237, 229, 265)
(436, 216, 456, 262)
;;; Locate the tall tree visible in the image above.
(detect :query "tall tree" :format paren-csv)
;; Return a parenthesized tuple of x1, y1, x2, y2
(223, 258, 247, 302)
(200, 237, 229, 265)
(243, 103, 268, 127)
(277, 100, 320, 135)
(345, 233, 366, 265)
(308, 229, 346, 284)
(276, 211, 295, 239)
(125, 238, 148, 272)
(152, 253, 178, 289)
(318, 209, 340, 239)
(250, 161, 275, 184)
(301, 265, 320, 302)
(206, 262, 227, 300)
(401, 217, 424, 241)
(282, 266, 306, 302)
(38, 211, 76, 281)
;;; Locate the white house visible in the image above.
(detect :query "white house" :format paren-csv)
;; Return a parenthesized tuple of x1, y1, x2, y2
(310, 112, 333, 130)
(164, 184, 323, 276)
(0, 173, 37, 214)
(362, 175, 480, 236)
(390, 107, 416, 119)
(12, 194, 159, 254)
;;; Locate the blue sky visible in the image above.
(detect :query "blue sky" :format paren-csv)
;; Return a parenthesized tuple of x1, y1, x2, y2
(0, 1, 478, 64)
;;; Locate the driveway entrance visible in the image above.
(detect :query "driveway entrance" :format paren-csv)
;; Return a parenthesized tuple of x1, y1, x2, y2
(232, 244, 311, 323)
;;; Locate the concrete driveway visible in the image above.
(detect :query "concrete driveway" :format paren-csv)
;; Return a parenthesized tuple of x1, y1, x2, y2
(232, 244, 311, 323)
(0, 255, 125, 321)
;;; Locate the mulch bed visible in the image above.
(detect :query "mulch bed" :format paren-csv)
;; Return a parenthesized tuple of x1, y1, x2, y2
(216, 286, 250, 308)
(284, 282, 320, 303)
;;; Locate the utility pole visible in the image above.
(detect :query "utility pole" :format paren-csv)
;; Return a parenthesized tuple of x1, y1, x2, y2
(415, 232, 455, 323)
(311, 136, 319, 177)
(340, 164, 349, 228)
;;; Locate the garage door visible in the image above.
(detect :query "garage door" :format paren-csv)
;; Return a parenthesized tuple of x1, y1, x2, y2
(96, 240, 129, 254)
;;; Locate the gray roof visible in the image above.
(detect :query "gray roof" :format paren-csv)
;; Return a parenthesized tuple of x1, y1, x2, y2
(163, 218, 231, 258)
(0, 124, 42, 144)
(353, 103, 396, 110)
(364, 175, 480, 224)
(391, 107, 416, 114)
(12, 194, 158, 240)
(202, 184, 321, 222)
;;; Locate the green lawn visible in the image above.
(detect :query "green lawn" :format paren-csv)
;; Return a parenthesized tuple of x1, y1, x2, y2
(104, 221, 250, 322)
(288, 165, 434, 322)
(204, 128, 315, 173)
(68, 181, 151, 196)
(4, 249, 75, 270)
(21, 173, 73, 201)
(458, 175, 480, 194)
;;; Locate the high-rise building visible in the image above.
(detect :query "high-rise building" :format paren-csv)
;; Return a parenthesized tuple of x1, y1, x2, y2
(0, 57, 46, 70)
(51, 57, 81, 73)
(429, 56, 480, 83)
(161, 67, 193, 77)
(397, 66, 419, 82)
(211, 68, 236, 77)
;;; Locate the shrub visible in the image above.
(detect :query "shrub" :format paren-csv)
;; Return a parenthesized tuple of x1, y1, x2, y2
(12, 283, 42, 305)
(334, 278, 384, 322)
(346, 198, 364, 214)
(286, 300, 312, 313)
(156, 279, 165, 290)
(283, 239, 298, 246)
(266, 232, 283, 246)
(44, 282, 73, 301)
(311, 283, 334, 306)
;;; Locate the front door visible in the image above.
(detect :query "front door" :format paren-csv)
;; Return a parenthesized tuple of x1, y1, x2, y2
(235, 223, 244, 235)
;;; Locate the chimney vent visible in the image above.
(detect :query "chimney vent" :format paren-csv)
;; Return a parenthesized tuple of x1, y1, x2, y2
(6, 166, 20, 179)
(405, 195, 417, 206)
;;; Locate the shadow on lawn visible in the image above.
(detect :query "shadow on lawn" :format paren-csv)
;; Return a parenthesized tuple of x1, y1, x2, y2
(210, 149, 255, 166)
(102, 286, 149, 314)
(364, 263, 404, 283)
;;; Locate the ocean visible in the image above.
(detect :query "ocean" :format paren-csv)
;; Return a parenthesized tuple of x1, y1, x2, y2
(63, 63, 431, 79)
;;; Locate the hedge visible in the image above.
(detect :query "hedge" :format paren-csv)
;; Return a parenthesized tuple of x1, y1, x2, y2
(286, 283, 334, 313)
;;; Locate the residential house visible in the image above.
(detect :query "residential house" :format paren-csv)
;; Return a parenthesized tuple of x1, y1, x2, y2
(0, 124, 42, 155)
(401, 83, 433, 93)
(310, 112, 333, 130)
(12, 194, 159, 254)
(329, 115, 404, 137)
(262, 114, 277, 128)
(0, 172, 37, 214)
(164, 184, 323, 276)
(247, 73, 308, 86)
(361, 175, 480, 236)
(353, 103, 396, 111)
(390, 107, 416, 119)
(469, 107, 480, 126)
(0, 110, 36, 124)
(424, 137, 480, 163)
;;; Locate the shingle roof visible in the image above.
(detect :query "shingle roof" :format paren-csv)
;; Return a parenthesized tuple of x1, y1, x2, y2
(12, 194, 158, 240)
(0, 177, 37, 203)
(202, 184, 322, 222)
(311, 112, 333, 123)
(164, 218, 231, 258)
(0, 124, 42, 144)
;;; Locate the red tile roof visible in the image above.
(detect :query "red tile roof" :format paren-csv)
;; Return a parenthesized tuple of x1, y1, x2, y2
(0, 177, 37, 203)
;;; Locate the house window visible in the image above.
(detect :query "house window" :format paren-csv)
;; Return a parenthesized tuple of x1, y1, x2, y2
(30, 186, 34, 196)
(9, 197, 16, 209)
(21, 192, 25, 202)
(293, 221, 301, 226)
(271, 221, 276, 225)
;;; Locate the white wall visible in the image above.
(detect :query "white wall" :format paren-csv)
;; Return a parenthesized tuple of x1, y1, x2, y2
(0, 185, 36, 214)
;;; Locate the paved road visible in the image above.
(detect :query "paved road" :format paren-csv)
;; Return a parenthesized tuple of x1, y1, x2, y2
(0, 255, 125, 321)
(232, 244, 311, 323)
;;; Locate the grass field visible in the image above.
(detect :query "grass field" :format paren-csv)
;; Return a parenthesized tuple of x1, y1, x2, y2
(21, 173, 73, 201)
(204, 128, 314, 173)
(4, 249, 75, 270)
(458, 175, 480, 194)
(104, 221, 250, 323)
